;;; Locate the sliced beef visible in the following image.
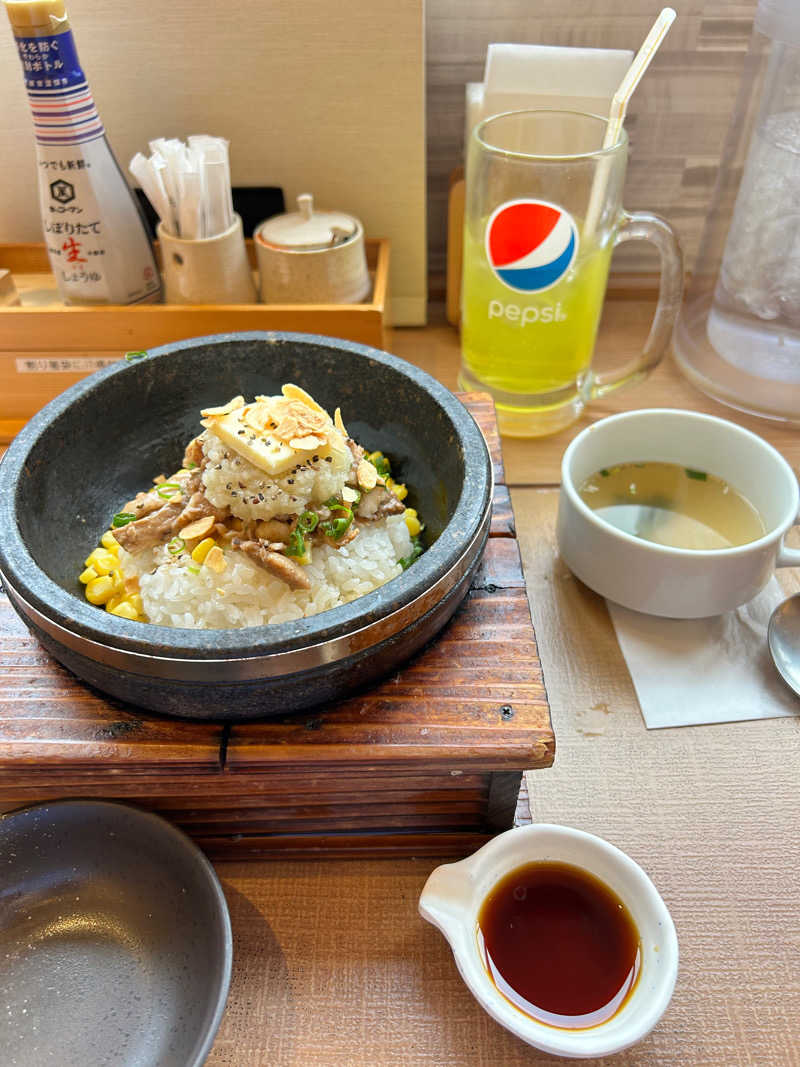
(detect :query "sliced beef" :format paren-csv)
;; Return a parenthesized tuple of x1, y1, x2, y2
(113, 501, 184, 554)
(183, 436, 205, 470)
(345, 438, 366, 486)
(175, 490, 229, 528)
(356, 486, 405, 522)
(253, 518, 293, 543)
(122, 490, 167, 520)
(232, 539, 311, 590)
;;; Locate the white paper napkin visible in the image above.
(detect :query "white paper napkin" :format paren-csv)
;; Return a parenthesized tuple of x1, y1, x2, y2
(608, 578, 800, 728)
(465, 44, 633, 148)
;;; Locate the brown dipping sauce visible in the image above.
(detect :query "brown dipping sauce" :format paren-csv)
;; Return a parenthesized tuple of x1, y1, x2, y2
(477, 861, 641, 1029)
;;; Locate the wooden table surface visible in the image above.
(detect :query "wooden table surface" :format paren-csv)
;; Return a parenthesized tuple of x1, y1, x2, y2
(6, 296, 800, 1065)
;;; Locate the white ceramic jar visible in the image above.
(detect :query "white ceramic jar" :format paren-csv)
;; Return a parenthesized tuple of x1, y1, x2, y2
(254, 193, 371, 305)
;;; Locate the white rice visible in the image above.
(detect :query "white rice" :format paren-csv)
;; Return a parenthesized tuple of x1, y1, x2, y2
(118, 514, 413, 629)
(200, 430, 351, 522)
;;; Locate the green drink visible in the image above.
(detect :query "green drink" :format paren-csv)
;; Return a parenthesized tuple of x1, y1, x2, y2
(460, 225, 613, 405)
(460, 111, 683, 436)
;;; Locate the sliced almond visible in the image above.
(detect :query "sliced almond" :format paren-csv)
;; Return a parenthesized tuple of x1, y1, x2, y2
(204, 546, 227, 573)
(179, 514, 216, 541)
(334, 407, 347, 436)
(289, 433, 324, 450)
(342, 485, 359, 503)
(124, 576, 140, 594)
(201, 395, 245, 418)
(357, 458, 379, 491)
(281, 383, 326, 413)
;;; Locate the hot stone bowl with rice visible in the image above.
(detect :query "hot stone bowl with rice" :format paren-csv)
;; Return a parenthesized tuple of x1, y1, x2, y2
(0, 333, 492, 720)
(82, 384, 423, 629)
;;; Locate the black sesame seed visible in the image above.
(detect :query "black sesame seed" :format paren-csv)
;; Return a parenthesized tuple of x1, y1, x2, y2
(325, 456, 333, 463)
(287, 479, 294, 485)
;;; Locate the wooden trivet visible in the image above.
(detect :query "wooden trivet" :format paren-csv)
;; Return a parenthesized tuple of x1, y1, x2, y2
(0, 393, 553, 858)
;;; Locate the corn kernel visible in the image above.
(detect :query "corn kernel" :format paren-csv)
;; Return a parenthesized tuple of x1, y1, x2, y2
(106, 592, 124, 612)
(129, 594, 144, 614)
(90, 551, 118, 576)
(109, 569, 125, 594)
(100, 531, 119, 551)
(204, 545, 227, 573)
(85, 575, 115, 604)
(191, 537, 216, 563)
(108, 601, 139, 620)
(84, 547, 106, 568)
(404, 509, 421, 537)
(79, 566, 98, 585)
(391, 481, 408, 501)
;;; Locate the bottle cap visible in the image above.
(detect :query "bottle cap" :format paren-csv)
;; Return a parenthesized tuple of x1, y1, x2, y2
(4, 0, 69, 35)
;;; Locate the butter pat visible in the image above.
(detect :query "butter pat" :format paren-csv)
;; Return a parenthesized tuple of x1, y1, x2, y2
(201, 386, 343, 477)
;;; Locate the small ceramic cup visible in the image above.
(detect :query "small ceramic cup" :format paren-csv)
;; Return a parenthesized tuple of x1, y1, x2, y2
(419, 824, 678, 1059)
(557, 408, 800, 618)
(157, 213, 257, 305)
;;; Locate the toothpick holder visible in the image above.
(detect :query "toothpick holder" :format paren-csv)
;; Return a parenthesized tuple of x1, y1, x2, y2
(157, 214, 257, 305)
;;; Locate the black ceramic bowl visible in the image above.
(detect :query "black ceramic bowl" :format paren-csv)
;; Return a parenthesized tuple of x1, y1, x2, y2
(0, 332, 492, 720)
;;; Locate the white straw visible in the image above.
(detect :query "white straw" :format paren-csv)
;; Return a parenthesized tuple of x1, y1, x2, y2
(583, 8, 676, 238)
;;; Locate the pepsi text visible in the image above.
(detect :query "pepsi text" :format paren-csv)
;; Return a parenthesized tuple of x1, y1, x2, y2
(488, 299, 568, 325)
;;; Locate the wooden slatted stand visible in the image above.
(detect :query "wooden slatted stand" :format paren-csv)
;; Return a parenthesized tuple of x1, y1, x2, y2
(0, 394, 554, 858)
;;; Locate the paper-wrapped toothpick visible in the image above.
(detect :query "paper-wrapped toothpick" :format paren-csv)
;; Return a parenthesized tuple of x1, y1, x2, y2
(129, 136, 234, 240)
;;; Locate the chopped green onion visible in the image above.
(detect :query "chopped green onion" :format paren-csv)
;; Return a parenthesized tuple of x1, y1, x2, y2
(321, 506, 353, 540)
(374, 457, 391, 478)
(297, 511, 319, 533)
(285, 529, 306, 557)
(155, 481, 181, 500)
(111, 512, 137, 528)
(167, 536, 185, 556)
(685, 469, 708, 481)
(398, 536, 424, 571)
(185, 460, 198, 470)
(187, 565, 200, 575)
(124, 350, 148, 363)
(600, 469, 610, 478)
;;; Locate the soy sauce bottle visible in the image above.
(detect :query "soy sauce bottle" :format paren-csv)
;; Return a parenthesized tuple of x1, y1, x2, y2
(4, 0, 162, 305)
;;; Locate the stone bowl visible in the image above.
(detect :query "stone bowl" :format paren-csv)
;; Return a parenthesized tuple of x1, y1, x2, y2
(0, 332, 492, 720)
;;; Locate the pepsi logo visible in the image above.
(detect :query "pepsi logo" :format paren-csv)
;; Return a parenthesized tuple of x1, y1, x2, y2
(485, 199, 578, 294)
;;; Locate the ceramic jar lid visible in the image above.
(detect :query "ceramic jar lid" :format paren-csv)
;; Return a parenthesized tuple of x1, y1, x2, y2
(258, 194, 359, 251)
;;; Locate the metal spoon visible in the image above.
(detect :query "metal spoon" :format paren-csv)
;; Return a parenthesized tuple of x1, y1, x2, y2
(768, 594, 800, 697)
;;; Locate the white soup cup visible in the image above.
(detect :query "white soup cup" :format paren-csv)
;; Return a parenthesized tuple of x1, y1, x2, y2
(557, 408, 800, 618)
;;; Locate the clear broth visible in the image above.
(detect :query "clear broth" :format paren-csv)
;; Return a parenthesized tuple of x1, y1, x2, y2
(578, 461, 765, 550)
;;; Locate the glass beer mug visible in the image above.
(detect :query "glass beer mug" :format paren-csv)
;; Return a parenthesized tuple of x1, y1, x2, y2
(459, 110, 684, 437)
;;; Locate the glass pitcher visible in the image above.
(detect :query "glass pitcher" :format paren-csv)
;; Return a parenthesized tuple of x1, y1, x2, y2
(674, 0, 800, 422)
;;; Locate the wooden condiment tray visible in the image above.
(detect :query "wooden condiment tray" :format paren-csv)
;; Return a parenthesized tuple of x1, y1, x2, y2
(0, 394, 553, 859)
(0, 238, 390, 443)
